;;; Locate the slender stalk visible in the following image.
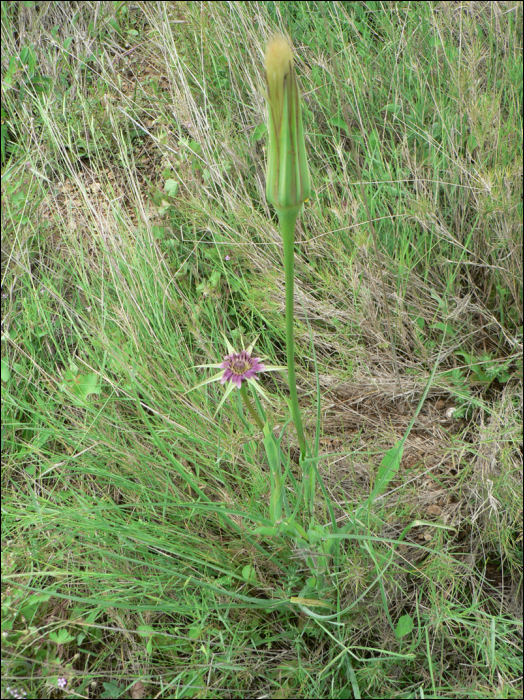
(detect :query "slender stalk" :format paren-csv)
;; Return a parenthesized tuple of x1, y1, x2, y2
(239, 383, 265, 430)
(279, 210, 307, 460)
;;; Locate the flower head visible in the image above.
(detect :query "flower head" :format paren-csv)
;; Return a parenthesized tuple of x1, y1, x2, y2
(220, 349, 265, 388)
(5, 687, 28, 699)
(264, 35, 310, 219)
(186, 336, 286, 416)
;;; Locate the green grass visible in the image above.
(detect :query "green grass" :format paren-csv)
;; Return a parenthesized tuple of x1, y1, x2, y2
(1, 1, 522, 698)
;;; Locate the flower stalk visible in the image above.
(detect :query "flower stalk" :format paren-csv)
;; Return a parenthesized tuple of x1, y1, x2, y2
(280, 211, 307, 459)
(239, 382, 265, 430)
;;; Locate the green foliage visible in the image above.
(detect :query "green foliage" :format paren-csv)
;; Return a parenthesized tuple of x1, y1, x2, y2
(395, 613, 414, 639)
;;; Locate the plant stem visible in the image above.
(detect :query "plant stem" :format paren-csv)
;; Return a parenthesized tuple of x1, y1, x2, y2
(239, 383, 265, 430)
(279, 210, 307, 460)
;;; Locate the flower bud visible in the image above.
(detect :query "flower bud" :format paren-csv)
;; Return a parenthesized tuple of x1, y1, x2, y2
(265, 35, 310, 219)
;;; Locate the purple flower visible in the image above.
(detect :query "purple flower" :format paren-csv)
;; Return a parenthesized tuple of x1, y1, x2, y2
(220, 349, 266, 388)
(225, 255, 231, 261)
(186, 336, 286, 416)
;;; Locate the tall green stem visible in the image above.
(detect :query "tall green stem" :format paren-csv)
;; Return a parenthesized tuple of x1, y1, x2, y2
(279, 210, 307, 460)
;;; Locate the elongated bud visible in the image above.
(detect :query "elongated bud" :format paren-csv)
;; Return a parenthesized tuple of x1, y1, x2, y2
(265, 35, 310, 220)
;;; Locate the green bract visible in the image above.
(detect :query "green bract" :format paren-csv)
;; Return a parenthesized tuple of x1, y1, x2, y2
(265, 35, 311, 220)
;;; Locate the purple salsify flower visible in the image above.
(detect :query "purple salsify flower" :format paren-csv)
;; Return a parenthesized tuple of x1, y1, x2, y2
(186, 336, 286, 416)
(220, 350, 266, 388)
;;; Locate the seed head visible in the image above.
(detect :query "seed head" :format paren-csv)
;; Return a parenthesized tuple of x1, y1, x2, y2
(264, 35, 310, 218)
